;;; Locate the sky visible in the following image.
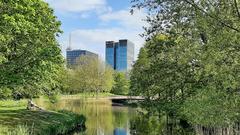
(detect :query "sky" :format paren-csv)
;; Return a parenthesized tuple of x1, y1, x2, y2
(44, 0, 147, 60)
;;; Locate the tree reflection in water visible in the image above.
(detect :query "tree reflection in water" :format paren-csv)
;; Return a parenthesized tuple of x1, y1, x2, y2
(130, 113, 195, 135)
(35, 97, 240, 135)
(35, 97, 135, 135)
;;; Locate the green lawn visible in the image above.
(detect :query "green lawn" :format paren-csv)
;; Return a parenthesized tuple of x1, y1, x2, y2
(0, 100, 86, 135)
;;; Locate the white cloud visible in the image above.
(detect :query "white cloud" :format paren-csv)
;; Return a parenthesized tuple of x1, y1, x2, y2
(79, 13, 90, 19)
(99, 9, 147, 29)
(45, 0, 108, 13)
(45, 1, 148, 60)
(61, 28, 145, 60)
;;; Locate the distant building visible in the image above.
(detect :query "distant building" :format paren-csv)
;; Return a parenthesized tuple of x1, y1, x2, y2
(106, 41, 116, 69)
(105, 39, 134, 71)
(66, 49, 98, 67)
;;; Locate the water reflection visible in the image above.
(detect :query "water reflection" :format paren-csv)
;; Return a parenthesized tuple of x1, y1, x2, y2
(114, 128, 127, 135)
(35, 97, 135, 135)
(130, 114, 195, 135)
(35, 97, 240, 135)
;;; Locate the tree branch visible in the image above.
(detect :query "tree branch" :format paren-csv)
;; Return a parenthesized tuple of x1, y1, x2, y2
(183, 0, 240, 33)
(234, 0, 240, 18)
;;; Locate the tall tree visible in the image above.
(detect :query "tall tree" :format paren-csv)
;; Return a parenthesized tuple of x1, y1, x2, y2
(131, 35, 198, 114)
(131, 0, 240, 125)
(111, 72, 129, 95)
(0, 0, 63, 99)
(65, 56, 114, 95)
(130, 47, 150, 97)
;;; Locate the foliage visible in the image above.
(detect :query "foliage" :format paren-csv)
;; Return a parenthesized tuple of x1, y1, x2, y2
(131, 35, 198, 115)
(111, 72, 129, 95)
(131, 0, 240, 126)
(181, 88, 240, 126)
(0, 0, 64, 99)
(130, 47, 150, 96)
(131, 0, 240, 39)
(0, 87, 12, 99)
(63, 56, 114, 95)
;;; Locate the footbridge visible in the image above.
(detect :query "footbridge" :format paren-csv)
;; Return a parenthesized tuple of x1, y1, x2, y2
(107, 96, 144, 104)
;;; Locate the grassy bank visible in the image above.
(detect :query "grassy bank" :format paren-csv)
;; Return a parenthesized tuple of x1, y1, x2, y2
(0, 100, 86, 135)
(62, 92, 116, 98)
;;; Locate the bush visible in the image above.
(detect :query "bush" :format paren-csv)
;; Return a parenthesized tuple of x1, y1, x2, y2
(0, 87, 12, 99)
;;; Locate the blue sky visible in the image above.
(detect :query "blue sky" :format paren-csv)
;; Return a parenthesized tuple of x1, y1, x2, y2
(45, 0, 147, 60)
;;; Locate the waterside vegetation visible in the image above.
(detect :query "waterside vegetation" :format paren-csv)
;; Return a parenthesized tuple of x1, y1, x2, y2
(0, 100, 86, 135)
(130, 0, 240, 127)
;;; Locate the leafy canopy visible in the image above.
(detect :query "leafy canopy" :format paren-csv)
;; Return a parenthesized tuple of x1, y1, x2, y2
(64, 56, 114, 95)
(111, 72, 129, 95)
(0, 0, 63, 98)
(131, 0, 240, 125)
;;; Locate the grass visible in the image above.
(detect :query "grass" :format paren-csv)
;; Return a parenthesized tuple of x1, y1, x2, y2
(0, 100, 27, 109)
(63, 92, 116, 98)
(0, 100, 86, 135)
(0, 125, 31, 135)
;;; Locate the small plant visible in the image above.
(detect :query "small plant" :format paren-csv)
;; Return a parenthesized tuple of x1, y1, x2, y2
(12, 125, 30, 135)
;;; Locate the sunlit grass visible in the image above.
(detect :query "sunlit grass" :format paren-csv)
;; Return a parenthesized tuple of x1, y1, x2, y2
(0, 100, 27, 109)
(0, 100, 86, 135)
(0, 125, 31, 135)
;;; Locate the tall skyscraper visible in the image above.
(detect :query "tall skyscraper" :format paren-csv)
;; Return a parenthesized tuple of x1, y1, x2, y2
(105, 39, 134, 71)
(106, 41, 116, 69)
(66, 49, 98, 67)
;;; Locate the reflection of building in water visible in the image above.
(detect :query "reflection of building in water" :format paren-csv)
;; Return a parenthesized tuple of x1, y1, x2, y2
(114, 128, 127, 135)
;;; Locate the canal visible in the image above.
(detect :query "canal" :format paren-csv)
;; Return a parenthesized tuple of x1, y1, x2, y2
(35, 96, 139, 135)
(35, 96, 240, 135)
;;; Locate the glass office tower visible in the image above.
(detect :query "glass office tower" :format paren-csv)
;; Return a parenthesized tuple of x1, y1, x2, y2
(66, 49, 98, 67)
(105, 41, 116, 69)
(105, 39, 134, 71)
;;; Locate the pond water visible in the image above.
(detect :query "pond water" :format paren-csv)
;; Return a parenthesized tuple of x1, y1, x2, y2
(35, 96, 139, 135)
(34, 96, 240, 135)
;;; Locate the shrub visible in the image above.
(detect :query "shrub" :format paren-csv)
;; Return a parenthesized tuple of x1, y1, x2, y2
(0, 87, 12, 99)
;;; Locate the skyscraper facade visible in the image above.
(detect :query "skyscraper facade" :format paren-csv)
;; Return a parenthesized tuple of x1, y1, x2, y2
(105, 41, 116, 69)
(105, 39, 134, 71)
(66, 49, 98, 67)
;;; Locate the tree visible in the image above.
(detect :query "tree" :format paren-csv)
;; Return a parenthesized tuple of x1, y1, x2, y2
(130, 35, 198, 114)
(130, 47, 150, 96)
(65, 56, 114, 95)
(111, 72, 129, 95)
(0, 0, 63, 99)
(131, 0, 240, 39)
(131, 0, 240, 125)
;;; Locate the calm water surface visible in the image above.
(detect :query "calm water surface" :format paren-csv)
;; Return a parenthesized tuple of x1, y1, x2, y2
(35, 96, 238, 135)
(35, 96, 139, 135)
